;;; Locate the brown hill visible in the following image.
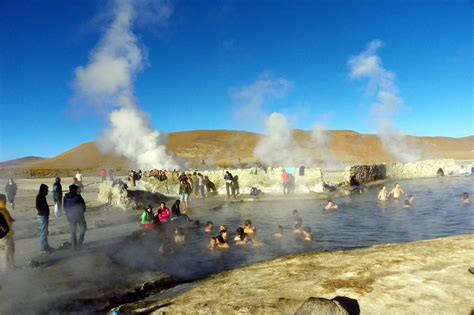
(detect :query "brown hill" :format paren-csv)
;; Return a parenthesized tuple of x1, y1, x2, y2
(13, 130, 474, 171)
(0, 156, 46, 168)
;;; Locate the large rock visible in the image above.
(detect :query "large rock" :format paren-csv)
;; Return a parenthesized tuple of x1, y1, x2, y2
(295, 297, 348, 315)
(344, 164, 386, 184)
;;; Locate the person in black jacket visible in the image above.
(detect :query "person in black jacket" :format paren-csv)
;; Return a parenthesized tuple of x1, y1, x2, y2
(63, 185, 87, 249)
(52, 177, 63, 214)
(5, 178, 17, 210)
(36, 184, 53, 252)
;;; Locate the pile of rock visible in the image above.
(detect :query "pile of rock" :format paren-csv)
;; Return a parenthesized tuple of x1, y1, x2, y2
(97, 181, 136, 210)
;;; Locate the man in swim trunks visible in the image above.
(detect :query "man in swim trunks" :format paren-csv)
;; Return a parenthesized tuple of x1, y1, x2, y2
(390, 183, 406, 199)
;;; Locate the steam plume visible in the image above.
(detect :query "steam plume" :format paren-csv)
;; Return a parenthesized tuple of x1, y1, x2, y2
(73, 0, 180, 170)
(348, 40, 421, 162)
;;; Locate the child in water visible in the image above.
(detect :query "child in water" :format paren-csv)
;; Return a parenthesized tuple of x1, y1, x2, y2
(140, 205, 155, 231)
(174, 227, 185, 243)
(274, 226, 284, 238)
(303, 226, 313, 241)
(244, 219, 256, 235)
(205, 221, 214, 233)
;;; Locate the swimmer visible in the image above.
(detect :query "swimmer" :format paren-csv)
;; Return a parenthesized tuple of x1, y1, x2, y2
(293, 209, 301, 221)
(378, 185, 388, 201)
(324, 200, 339, 210)
(294, 223, 304, 234)
(303, 226, 313, 241)
(234, 227, 248, 245)
(390, 183, 407, 199)
(205, 221, 214, 233)
(463, 192, 470, 204)
(274, 226, 284, 238)
(174, 227, 185, 243)
(403, 200, 411, 208)
(209, 236, 218, 249)
(220, 225, 229, 241)
(408, 195, 415, 205)
(216, 235, 230, 249)
(244, 219, 256, 235)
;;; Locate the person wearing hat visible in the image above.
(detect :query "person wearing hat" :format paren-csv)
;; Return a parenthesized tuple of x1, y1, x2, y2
(63, 184, 87, 249)
(0, 194, 15, 270)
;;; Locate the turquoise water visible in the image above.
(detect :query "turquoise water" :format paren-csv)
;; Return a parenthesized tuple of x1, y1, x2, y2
(111, 176, 473, 280)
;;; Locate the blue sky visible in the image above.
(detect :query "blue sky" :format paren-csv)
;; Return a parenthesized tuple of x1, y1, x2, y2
(0, 0, 472, 161)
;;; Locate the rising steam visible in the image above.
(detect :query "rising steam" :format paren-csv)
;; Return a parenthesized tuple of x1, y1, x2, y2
(73, 0, 180, 170)
(348, 40, 421, 162)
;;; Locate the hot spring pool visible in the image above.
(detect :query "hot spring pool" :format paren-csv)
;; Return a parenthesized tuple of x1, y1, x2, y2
(111, 176, 473, 280)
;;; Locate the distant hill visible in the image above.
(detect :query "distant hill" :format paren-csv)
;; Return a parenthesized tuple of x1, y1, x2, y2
(6, 130, 474, 171)
(0, 156, 46, 168)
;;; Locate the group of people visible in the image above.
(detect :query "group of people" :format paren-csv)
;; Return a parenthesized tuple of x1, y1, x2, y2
(140, 201, 185, 230)
(377, 183, 413, 207)
(224, 171, 240, 198)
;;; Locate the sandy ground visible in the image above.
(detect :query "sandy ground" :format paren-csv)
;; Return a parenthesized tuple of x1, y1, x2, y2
(116, 234, 474, 314)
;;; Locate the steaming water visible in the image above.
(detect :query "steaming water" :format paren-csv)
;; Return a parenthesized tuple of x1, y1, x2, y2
(111, 176, 473, 281)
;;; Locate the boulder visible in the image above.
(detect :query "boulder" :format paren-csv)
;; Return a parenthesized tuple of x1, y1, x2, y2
(295, 297, 348, 315)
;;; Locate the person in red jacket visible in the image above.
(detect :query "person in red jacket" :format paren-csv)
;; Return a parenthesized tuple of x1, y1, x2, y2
(155, 202, 171, 223)
(281, 170, 291, 195)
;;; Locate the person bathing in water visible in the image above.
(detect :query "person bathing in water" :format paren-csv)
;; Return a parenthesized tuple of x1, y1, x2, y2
(205, 221, 214, 233)
(174, 227, 185, 243)
(244, 219, 256, 235)
(209, 235, 229, 250)
(403, 200, 411, 208)
(303, 226, 313, 241)
(378, 185, 389, 201)
(463, 192, 470, 204)
(324, 200, 339, 210)
(390, 183, 407, 199)
(219, 225, 228, 241)
(274, 226, 284, 238)
(234, 227, 249, 245)
(294, 222, 304, 234)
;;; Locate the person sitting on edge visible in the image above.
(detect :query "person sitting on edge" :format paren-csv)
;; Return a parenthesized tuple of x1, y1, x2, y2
(294, 223, 304, 234)
(219, 225, 228, 241)
(403, 200, 411, 208)
(156, 202, 171, 223)
(171, 200, 182, 217)
(244, 219, 256, 235)
(141, 205, 155, 230)
(174, 227, 185, 243)
(205, 221, 214, 233)
(390, 183, 407, 199)
(324, 200, 339, 210)
(463, 192, 470, 204)
(303, 226, 313, 241)
(378, 185, 389, 201)
(274, 226, 284, 239)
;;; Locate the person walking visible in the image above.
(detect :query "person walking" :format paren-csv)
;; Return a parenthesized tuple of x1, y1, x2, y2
(52, 177, 63, 216)
(63, 184, 87, 249)
(0, 194, 16, 270)
(36, 184, 53, 253)
(5, 178, 17, 210)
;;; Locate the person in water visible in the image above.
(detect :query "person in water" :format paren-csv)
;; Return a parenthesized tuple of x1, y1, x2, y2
(293, 209, 301, 222)
(294, 223, 304, 234)
(303, 226, 313, 241)
(274, 226, 284, 238)
(156, 202, 171, 223)
(244, 219, 256, 235)
(234, 227, 249, 245)
(407, 195, 415, 205)
(403, 200, 411, 208)
(216, 235, 230, 249)
(219, 225, 228, 241)
(390, 183, 407, 199)
(378, 185, 389, 201)
(174, 227, 185, 243)
(140, 205, 155, 230)
(205, 221, 214, 233)
(324, 200, 339, 210)
(463, 192, 470, 204)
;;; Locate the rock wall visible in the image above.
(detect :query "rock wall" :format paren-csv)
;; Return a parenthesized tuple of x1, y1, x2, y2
(387, 159, 461, 179)
(343, 164, 387, 184)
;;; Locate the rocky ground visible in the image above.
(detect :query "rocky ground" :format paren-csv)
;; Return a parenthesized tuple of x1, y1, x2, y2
(115, 234, 474, 314)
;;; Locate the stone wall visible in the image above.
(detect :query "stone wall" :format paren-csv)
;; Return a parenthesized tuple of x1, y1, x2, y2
(343, 164, 387, 184)
(387, 159, 461, 179)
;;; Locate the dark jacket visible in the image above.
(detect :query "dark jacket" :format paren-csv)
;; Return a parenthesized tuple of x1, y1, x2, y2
(36, 184, 49, 216)
(171, 203, 181, 217)
(63, 192, 86, 222)
(53, 182, 62, 202)
(5, 182, 17, 201)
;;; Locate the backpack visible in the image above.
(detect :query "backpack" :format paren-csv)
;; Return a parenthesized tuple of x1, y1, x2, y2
(0, 212, 10, 239)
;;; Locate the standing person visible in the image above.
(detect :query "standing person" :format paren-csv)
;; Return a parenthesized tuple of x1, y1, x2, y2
(191, 172, 199, 197)
(233, 175, 240, 196)
(224, 171, 234, 198)
(179, 178, 192, 212)
(52, 177, 63, 216)
(0, 194, 16, 270)
(75, 170, 83, 187)
(197, 173, 206, 198)
(378, 185, 388, 201)
(5, 178, 17, 210)
(99, 168, 107, 182)
(63, 185, 87, 249)
(171, 200, 182, 217)
(129, 170, 136, 187)
(36, 184, 53, 253)
(281, 170, 291, 195)
(389, 183, 407, 199)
